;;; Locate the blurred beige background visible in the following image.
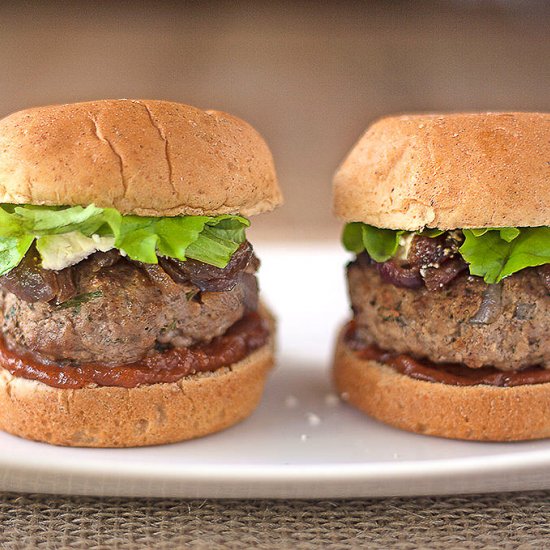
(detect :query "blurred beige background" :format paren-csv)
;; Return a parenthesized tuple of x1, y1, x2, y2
(0, 1, 548, 240)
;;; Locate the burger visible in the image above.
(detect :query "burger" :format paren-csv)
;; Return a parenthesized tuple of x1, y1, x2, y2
(0, 99, 282, 447)
(332, 112, 550, 441)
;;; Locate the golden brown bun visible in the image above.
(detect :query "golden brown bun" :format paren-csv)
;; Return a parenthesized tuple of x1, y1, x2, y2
(0, 99, 282, 217)
(333, 112, 550, 230)
(333, 327, 550, 441)
(0, 310, 275, 447)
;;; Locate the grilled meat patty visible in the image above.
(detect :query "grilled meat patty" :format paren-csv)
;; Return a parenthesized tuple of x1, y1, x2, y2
(0, 243, 259, 366)
(348, 260, 550, 371)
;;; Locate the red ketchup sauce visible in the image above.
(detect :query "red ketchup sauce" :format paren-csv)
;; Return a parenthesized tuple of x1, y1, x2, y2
(0, 312, 269, 389)
(345, 322, 550, 387)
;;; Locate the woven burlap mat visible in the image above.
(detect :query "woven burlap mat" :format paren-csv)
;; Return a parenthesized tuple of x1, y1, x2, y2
(0, 491, 549, 549)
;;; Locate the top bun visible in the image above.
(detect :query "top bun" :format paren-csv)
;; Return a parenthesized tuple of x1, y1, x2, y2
(0, 100, 282, 217)
(333, 112, 550, 230)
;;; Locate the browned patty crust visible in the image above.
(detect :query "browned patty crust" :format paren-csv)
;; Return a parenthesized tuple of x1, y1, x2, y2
(0, 250, 259, 366)
(348, 261, 550, 371)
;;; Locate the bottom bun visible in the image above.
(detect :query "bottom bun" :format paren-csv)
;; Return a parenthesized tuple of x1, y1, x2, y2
(333, 326, 550, 441)
(0, 312, 275, 447)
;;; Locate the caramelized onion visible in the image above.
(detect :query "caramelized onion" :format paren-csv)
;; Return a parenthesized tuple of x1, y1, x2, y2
(422, 257, 468, 291)
(159, 242, 258, 292)
(376, 261, 423, 288)
(0, 243, 258, 304)
(469, 283, 503, 325)
(0, 247, 76, 304)
(408, 235, 447, 267)
(54, 269, 77, 304)
(363, 233, 466, 291)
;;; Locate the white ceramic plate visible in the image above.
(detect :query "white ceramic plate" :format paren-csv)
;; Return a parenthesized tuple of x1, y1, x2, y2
(1, 242, 550, 498)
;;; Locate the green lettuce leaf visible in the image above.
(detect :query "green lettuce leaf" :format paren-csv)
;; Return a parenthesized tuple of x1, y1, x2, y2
(342, 222, 403, 262)
(418, 228, 445, 238)
(0, 235, 34, 276)
(343, 222, 550, 284)
(155, 216, 209, 259)
(114, 214, 249, 268)
(0, 204, 109, 237)
(460, 227, 550, 283)
(341, 222, 366, 253)
(0, 204, 249, 274)
(469, 227, 521, 242)
(186, 217, 249, 268)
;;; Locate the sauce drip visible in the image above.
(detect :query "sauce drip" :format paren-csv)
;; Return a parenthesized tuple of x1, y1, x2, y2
(0, 312, 269, 389)
(345, 322, 550, 387)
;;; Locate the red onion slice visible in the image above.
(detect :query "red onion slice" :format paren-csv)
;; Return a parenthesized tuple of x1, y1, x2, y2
(469, 283, 503, 325)
(377, 260, 423, 288)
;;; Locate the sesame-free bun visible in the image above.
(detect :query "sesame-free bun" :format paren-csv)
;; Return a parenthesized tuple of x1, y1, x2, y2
(333, 112, 550, 230)
(0, 311, 275, 447)
(0, 99, 282, 217)
(333, 327, 550, 441)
